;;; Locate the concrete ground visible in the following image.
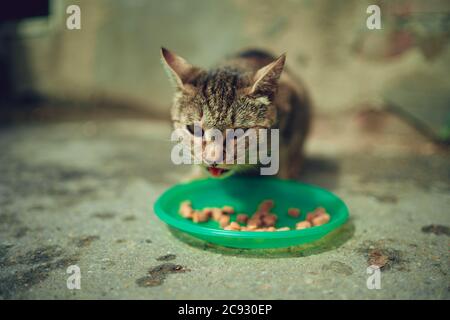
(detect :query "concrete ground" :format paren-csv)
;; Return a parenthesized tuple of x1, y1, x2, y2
(0, 109, 449, 299)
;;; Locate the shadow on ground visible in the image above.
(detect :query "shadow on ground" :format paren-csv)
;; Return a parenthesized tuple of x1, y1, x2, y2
(301, 156, 341, 190)
(169, 220, 355, 258)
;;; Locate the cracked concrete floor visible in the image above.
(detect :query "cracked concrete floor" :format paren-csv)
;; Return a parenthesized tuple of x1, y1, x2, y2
(0, 110, 449, 299)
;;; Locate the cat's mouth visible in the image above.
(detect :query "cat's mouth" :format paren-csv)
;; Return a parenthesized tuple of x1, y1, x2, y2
(206, 166, 230, 177)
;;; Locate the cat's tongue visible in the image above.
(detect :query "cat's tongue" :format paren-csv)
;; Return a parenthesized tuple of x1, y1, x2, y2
(208, 167, 225, 177)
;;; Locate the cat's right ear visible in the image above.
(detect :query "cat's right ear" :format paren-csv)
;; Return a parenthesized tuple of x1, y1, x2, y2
(161, 47, 198, 90)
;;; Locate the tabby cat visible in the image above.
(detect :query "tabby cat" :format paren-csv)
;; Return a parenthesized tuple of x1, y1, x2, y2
(161, 47, 311, 179)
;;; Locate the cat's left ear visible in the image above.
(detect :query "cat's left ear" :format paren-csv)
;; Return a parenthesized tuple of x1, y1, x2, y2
(249, 53, 286, 96)
(161, 47, 200, 90)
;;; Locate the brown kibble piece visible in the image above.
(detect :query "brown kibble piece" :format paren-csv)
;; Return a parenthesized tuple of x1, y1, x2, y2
(224, 221, 241, 231)
(192, 210, 209, 223)
(247, 217, 261, 228)
(179, 201, 194, 218)
(311, 213, 330, 226)
(314, 207, 326, 215)
(252, 212, 264, 219)
(230, 221, 240, 228)
(306, 212, 319, 222)
(288, 208, 300, 218)
(192, 211, 199, 223)
(296, 220, 312, 230)
(180, 210, 193, 219)
(222, 206, 235, 215)
(262, 215, 277, 227)
(306, 213, 316, 223)
(211, 208, 223, 221)
(236, 214, 249, 224)
(306, 207, 328, 221)
(258, 199, 274, 213)
(200, 211, 210, 222)
(305, 207, 330, 225)
(219, 215, 230, 228)
(180, 200, 191, 208)
(202, 208, 213, 217)
(179, 200, 330, 233)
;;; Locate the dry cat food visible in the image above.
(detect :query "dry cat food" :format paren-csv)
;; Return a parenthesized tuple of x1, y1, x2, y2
(178, 200, 331, 231)
(288, 208, 300, 218)
(236, 214, 249, 224)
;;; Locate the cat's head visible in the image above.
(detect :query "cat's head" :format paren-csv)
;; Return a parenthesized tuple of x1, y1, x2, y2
(161, 47, 285, 178)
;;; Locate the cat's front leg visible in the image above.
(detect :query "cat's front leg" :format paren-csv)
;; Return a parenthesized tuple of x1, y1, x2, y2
(276, 143, 305, 180)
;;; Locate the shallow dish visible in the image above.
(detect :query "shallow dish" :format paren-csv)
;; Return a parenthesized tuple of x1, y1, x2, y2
(154, 176, 349, 249)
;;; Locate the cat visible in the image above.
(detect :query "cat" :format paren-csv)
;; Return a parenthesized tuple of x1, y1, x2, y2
(161, 47, 312, 180)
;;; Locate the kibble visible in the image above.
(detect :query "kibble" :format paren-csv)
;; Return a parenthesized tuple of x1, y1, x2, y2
(288, 208, 300, 218)
(178, 200, 331, 232)
(295, 220, 312, 230)
(247, 217, 261, 228)
(242, 225, 257, 231)
(306, 207, 326, 222)
(211, 208, 223, 221)
(311, 213, 330, 226)
(262, 214, 277, 227)
(236, 214, 249, 224)
(258, 199, 274, 213)
(224, 221, 241, 231)
(179, 201, 194, 218)
(202, 207, 213, 217)
(192, 210, 209, 223)
(222, 206, 235, 215)
(219, 215, 230, 228)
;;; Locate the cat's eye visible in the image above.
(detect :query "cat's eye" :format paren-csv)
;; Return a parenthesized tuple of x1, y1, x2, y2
(186, 124, 204, 137)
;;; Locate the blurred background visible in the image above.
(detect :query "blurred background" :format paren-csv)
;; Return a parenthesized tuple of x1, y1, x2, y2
(0, 0, 449, 140)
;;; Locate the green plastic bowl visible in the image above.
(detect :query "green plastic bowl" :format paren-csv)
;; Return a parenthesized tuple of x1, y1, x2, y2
(154, 176, 349, 249)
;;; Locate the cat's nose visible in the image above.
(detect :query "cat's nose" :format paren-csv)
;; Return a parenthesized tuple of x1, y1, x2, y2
(203, 156, 219, 167)
(204, 157, 218, 166)
(204, 161, 221, 168)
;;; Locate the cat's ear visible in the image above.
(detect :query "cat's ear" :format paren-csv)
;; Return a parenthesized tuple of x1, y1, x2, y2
(161, 47, 199, 90)
(249, 53, 286, 95)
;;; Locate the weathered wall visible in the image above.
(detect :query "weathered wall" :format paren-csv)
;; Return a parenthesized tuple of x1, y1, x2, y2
(2, 0, 449, 117)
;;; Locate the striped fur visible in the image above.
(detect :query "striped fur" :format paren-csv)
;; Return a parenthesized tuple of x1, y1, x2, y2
(161, 47, 312, 179)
